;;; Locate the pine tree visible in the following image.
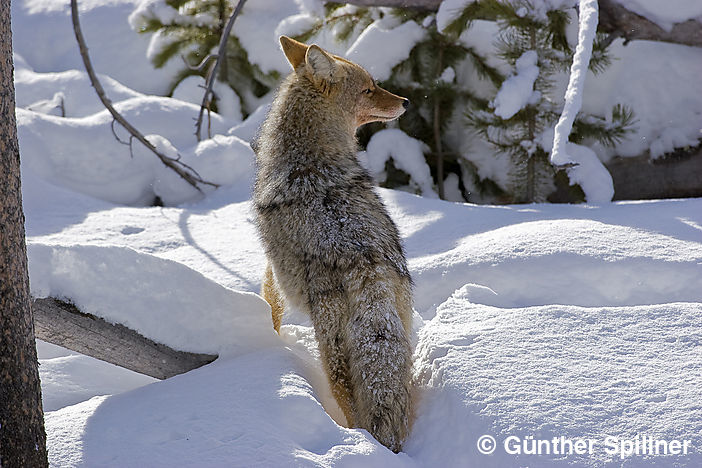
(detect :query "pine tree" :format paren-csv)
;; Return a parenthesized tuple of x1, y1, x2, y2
(131, 0, 277, 116)
(383, 9, 503, 199)
(446, 0, 634, 202)
(135, 0, 635, 203)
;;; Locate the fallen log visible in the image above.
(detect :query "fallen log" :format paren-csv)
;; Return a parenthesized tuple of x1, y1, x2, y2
(598, 0, 702, 48)
(607, 145, 702, 201)
(33, 297, 217, 380)
(340, 0, 702, 47)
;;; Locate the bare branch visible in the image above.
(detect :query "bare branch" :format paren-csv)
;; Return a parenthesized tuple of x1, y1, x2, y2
(70, 0, 218, 191)
(195, 0, 248, 142)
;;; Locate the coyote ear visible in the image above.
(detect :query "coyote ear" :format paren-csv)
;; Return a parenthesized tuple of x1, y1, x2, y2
(280, 35, 308, 70)
(305, 45, 338, 82)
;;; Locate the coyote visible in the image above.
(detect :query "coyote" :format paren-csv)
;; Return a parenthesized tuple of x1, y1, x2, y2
(253, 36, 412, 452)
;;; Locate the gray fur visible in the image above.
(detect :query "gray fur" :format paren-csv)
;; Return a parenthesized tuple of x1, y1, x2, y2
(252, 48, 413, 452)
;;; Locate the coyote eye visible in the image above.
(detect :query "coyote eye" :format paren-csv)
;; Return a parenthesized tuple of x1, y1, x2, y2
(363, 88, 373, 95)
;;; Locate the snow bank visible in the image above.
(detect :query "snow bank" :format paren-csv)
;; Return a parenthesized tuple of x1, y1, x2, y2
(15, 67, 143, 117)
(410, 216, 702, 314)
(29, 184, 702, 466)
(28, 243, 277, 356)
(17, 105, 252, 206)
(408, 290, 702, 467)
(372, 191, 702, 315)
(45, 348, 412, 467)
(37, 341, 155, 412)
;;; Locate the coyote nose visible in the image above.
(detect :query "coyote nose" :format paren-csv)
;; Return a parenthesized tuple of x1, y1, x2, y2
(402, 99, 410, 109)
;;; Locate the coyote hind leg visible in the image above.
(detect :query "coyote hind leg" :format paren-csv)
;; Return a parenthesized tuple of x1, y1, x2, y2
(309, 288, 357, 428)
(262, 263, 284, 333)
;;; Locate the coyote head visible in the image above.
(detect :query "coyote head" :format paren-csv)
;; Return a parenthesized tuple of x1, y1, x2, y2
(279, 35, 409, 129)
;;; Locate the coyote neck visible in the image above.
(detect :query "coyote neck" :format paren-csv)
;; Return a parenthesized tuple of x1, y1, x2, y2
(264, 77, 358, 164)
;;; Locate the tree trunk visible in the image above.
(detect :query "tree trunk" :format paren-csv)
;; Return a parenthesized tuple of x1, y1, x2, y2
(0, 0, 49, 465)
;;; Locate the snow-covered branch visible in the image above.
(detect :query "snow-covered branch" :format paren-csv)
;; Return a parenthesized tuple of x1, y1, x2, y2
(550, 0, 614, 204)
(551, 0, 599, 169)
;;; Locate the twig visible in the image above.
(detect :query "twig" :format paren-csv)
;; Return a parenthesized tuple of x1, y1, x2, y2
(433, 45, 445, 200)
(182, 53, 218, 73)
(110, 119, 135, 158)
(110, 119, 132, 146)
(70, 0, 217, 191)
(58, 95, 66, 117)
(195, 0, 248, 142)
(338, 0, 441, 9)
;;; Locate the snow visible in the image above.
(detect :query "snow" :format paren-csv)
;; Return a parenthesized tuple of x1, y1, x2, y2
(550, 0, 610, 202)
(345, 19, 427, 81)
(28, 243, 276, 355)
(9, 0, 702, 465)
(358, 129, 437, 198)
(409, 295, 702, 467)
(436, 0, 476, 34)
(558, 143, 614, 203)
(28, 185, 702, 466)
(17, 103, 250, 206)
(492, 50, 540, 120)
(44, 350, 413, 467)
(581, 39, 702, 160)
(439, 66, 456, 84)
(551, 0, 599, 167)
(12, 0, 181, 95)
(236, 0, 305, 75)
(614, 0, 702, 32)
(37, 341, 156, 412)
(15, 65, 142, 118)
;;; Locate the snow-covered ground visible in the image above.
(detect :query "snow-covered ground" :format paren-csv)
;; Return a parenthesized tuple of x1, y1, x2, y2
(28, 172, 702, 467)
(11, 0, 702, 466)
